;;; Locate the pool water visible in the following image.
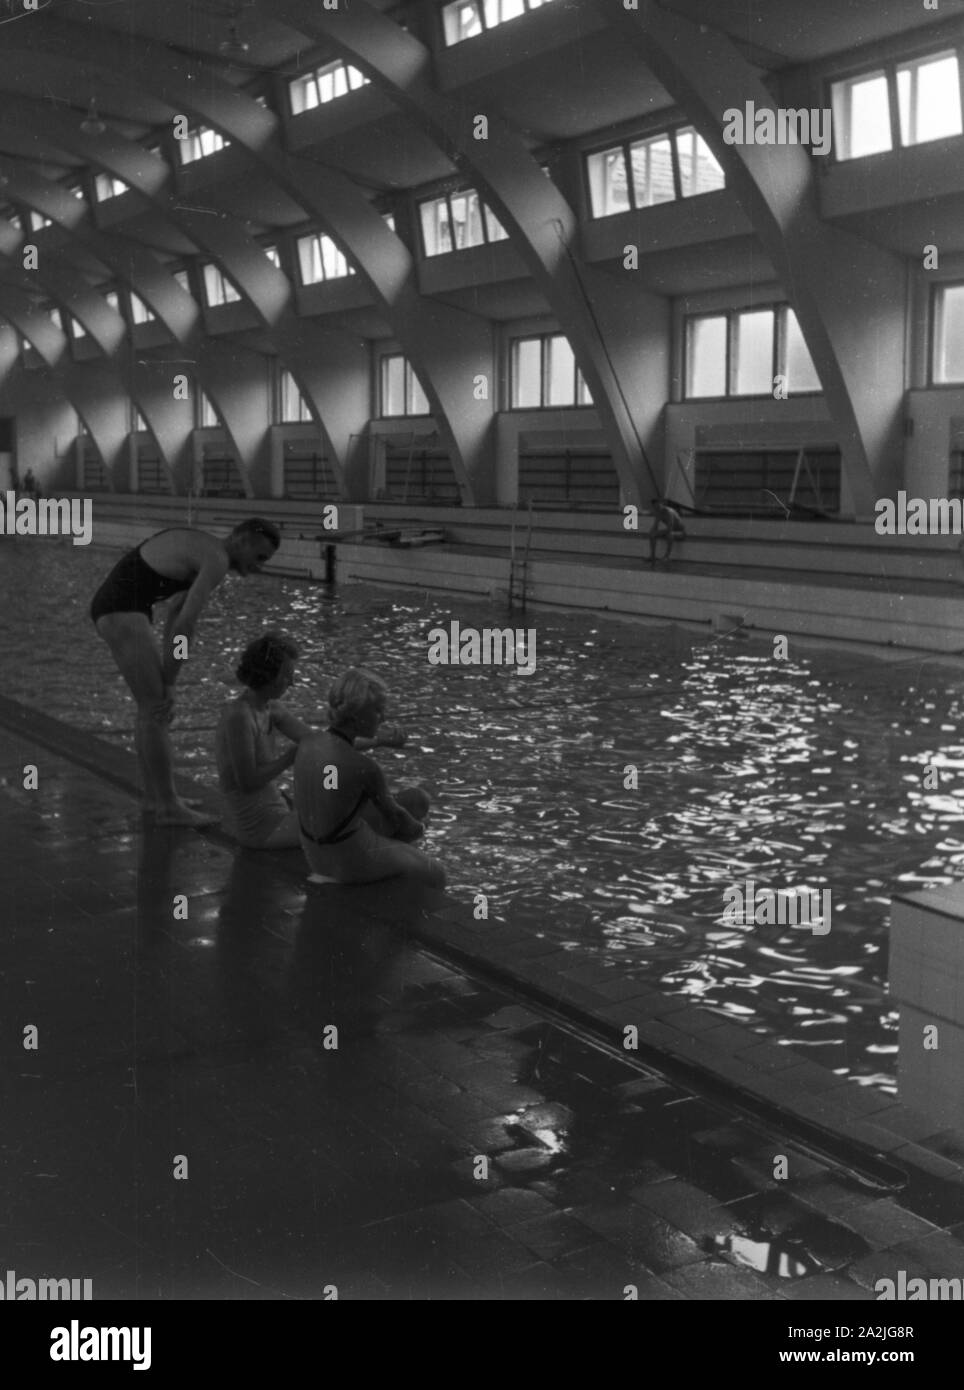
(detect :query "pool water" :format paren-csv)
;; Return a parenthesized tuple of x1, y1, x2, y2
(6, 538, 964, 1088)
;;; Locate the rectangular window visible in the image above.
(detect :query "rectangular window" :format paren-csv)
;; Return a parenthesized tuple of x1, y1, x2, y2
(731, 309, 775, 396)
(94, 173, 130, 201)
(133, 409, 148, 432)
(178, 126, 229, 165)
(418, 191, 509, 256)
(441, 0, 556, 46)
(685, 305, 820, 399)
(48, 307, 63, 330)
(380, 354, 430, 416)
(70, 316, 86, 339)
(202, 264, 241, 306)
(296, 231, 354, 284)
(263, 244, 281, 268)
(130, 293, 155, 324)
(675, 126, 725, 197)
(934, 283, 964, 384)
(280, 370, 313, 423)
(510, 333, 592, 408)
(382, 211, 396, 232)
(832, 70, 893, 160)
(897, 49, 962, 146)
(512, 337, 541, 408)
(104, 290, 121, 312)
(173, 269, 191, 293)
(587, 123, 724, 218)
(685, 314, 727, 398)
(289, 60, 369, 115)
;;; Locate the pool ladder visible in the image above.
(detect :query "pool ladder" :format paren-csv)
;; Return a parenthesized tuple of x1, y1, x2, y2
(508, 502, 534, 613)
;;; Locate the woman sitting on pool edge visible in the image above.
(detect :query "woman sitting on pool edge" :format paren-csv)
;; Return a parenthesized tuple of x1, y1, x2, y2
(294, 667, 445, 888)
(215, 633, 405, 850)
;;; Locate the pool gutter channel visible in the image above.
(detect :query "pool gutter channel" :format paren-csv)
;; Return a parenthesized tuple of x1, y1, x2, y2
(0, 693, 949, 1203)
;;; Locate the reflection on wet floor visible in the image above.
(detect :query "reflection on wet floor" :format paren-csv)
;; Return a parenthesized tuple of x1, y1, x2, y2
(3, 733, 964, 1299)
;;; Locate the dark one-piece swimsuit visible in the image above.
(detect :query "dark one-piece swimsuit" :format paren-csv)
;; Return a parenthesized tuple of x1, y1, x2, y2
(90, 531, 193, 623)
(299, 728, 371, 845)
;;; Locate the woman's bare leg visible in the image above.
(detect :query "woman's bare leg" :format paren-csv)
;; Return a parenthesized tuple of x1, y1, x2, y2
(95, 613, 215, 827)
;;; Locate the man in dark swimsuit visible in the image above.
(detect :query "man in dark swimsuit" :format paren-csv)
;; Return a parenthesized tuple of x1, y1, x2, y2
(91, 519, 280, 826)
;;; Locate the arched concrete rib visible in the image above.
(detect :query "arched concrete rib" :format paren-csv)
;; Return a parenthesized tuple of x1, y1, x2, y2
(0, 283, 133, 484)
(256, 0, 671, 507)
(0, 114, 365, 497)
(0, 160, 373, 499)
(600, 0, 905, 513)
(0, 21, 496, 504)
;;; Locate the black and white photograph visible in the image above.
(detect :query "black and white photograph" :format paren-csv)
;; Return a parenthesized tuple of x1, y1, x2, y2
(2, 0, 964, 1339)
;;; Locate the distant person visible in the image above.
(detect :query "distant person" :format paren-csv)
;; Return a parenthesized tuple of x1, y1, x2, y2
(22, 468, 36, 496)
(295, 667, 445, 887)
(90, 519, 281, 827)
(216, 633, 406, 850)
(648, 497, 686, 565)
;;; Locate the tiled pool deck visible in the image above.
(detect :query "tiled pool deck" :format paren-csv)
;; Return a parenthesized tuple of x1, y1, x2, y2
(3, 694, 964, 1300)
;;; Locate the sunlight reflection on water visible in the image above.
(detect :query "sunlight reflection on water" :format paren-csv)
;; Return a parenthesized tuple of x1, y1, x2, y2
(6, 540, 964, 1086)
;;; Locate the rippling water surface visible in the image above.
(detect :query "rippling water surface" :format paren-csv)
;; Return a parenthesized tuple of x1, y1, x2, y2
(6, 540, 964, 1087)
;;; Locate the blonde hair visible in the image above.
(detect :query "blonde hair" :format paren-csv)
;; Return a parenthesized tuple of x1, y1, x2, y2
(328, 667, 386, 726)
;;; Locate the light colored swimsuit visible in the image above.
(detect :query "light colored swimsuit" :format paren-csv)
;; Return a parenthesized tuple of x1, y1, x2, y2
(215, 701, 291, 848)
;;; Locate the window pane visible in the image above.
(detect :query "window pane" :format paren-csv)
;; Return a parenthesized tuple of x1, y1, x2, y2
(408, 368, 430, 415)
(676, 127, 725, 197)
(897, 51, 962, 146)
(784, 311, 821, 393)
(443, 0, 482, 45)
(203, 264, 221, 305)
(630, 134, 675, 208)
(321, 235, 348, 280)
(576, 370, 593, 406)
(832, 71, 892, 160)
(685, 315, 727, 397)
(420, 197, 452, 256)
(382, 356, 405, 415)
(333, 65, 348, 99)
(732, 309, 774, 396)
(483, 204, 509, 242)
(587, 147, 629, 217)
(546, 335, 576, 406)
(450, 191, 485, 249)
(297, 234, 320, 284)
(512, 338, 541, 407)
(173, 269, 190, 292)
(935, 285, 964, 384)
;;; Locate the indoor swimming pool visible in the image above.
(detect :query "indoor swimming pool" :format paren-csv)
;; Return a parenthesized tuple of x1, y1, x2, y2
(6, 538, 964, 1090)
